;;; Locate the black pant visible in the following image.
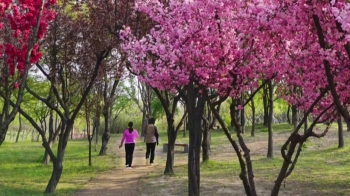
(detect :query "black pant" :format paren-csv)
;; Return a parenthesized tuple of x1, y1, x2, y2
(146, 143, 156, 163)
(125, 143, 135, 167)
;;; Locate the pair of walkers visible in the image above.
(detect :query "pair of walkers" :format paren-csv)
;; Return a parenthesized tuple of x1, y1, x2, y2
(119, 118, 159, 169)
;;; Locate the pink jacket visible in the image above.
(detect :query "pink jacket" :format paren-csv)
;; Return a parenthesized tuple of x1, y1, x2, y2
(120, 129, 140, 145)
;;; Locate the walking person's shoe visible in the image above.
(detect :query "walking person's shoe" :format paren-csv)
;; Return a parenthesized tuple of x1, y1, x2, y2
(146, 158, 149, 165)
(150, 163, 154, 166)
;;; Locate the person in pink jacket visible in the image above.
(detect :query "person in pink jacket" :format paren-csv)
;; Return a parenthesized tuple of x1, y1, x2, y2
(119, 122, 140, 169)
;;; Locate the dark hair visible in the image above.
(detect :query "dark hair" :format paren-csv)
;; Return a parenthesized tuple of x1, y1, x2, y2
(148, 118, 155, 124)
(128, 122, 133, 133)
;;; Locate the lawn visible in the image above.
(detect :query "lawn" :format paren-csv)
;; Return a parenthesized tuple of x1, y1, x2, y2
(141, 123, 350, 196)
(1, 123, 350, 196)
(0, 136, 119, 196)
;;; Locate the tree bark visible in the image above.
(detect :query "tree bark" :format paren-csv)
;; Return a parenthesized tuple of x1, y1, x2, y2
(286, 105, 291, 124)
(45, 121, 73, 194)
(186, 83, 205, 196)
(251, 97, 256, 137)
(338, 115, 344, 148)
(263, 84, 268, 126)
(44, 110, 55, 165)
(240, 97, 245, 134)
(202, 115, 210, 162)
(292, 105, 298, 130)
(15, 114, 22, 142)
(202, 104, 212, 162)
(164, 117, 176, 174)
(267, 80, 274, 159)
(304, 113, 308, 134)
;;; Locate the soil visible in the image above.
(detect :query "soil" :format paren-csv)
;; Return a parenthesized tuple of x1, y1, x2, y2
(73, 139, 162, 196)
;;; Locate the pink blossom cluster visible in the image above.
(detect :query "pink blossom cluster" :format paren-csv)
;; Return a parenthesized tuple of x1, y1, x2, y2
(0, 0, 56, 76)
(121, 0, 350, 118)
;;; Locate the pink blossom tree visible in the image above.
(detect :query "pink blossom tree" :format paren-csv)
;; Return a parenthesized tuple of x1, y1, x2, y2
(122, 0, 350, 195)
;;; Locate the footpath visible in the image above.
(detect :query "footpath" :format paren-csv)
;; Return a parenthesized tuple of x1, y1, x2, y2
(73, 137, 160, 196)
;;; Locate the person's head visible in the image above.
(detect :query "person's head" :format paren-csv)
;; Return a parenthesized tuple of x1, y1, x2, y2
(128, 122, 133, 133)
(148, 118, 155, 124)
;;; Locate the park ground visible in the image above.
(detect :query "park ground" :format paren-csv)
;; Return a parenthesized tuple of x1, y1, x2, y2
(73, 126, 350, 196)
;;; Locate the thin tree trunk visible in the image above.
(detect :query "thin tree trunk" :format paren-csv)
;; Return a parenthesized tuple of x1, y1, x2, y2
(44, 110, 54, 165)
(99, 110, 111, 156)
(287, 105, 291, 124)
(94, 115, 100, 152)
(164, 117, 176, 175)
(292, 105, 298, 130)
(338, 115, 344, 148)
(251, 97, 256, 137)
(183, 116, 187, 137)
(304, 113, 308, 134)
(229, 98, 235, 128)
(15, 114, 22, 142)
(263, 84, 268, 126)
(240, 97, 245, 134)
(202, 116, 210, 162)
(267, 80, 274, 159)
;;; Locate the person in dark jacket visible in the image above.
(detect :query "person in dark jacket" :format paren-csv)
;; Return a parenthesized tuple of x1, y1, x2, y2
(145, 118, 159, 165)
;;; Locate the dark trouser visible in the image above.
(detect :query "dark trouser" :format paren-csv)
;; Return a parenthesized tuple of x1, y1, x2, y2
(125, 143, 135, 167)
(146, 142, 156, 163)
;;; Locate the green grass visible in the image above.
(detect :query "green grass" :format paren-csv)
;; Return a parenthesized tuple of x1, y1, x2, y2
(0, 137, 119, 196)
(142, 123, 350, 195)
(2, 123, 350, 195)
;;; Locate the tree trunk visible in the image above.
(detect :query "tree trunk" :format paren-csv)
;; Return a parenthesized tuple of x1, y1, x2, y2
(183, 116, 187, 137)
(141, 112, 147, 137)
(45, 121, 73, 194)
(263, 84, 268, 126)
(44, 110, 55, 165)
(45, 159, 63, 194)
(89, 136, 92, 166)
(99, 110, 111, 156)
(267, 81, 274, 159)
(229, 98, 235, 128)
(15, 114, 22, 142)
(292, 105, 298, 130)
(338, 115, 344, 148)
(0, 125, 9, 144)
(202, 117, 210, 162)
(186, 83, 205, 196)
(164, 117, 176, 175)
(287, 105, 291, 124)
(271, 139, 298, 196)
(94, 115, 100, 152)
(240, 98, 245, 134)
(251, 97, 256, 137)
(209, 103, 220, 129)
(304, 113, 308, 134)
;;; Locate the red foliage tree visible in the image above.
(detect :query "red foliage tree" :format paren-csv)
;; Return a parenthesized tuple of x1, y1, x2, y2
(0, 0, 56, 145)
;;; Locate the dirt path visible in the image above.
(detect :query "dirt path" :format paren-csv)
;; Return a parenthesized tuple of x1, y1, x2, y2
(74, 138, 160, 196)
